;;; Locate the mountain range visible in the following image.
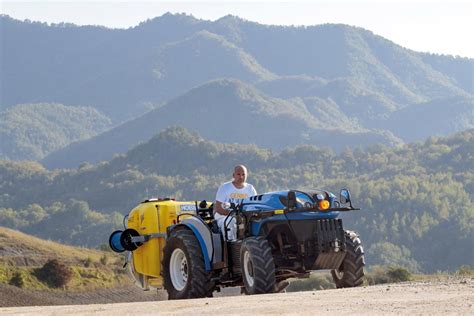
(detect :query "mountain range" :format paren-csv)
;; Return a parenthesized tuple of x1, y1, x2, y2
(42, 79, 404, 168)
(0, 13, 472, 167)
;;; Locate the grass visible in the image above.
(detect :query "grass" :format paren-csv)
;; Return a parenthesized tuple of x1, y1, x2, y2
(1, 260, 130, 291)
(0, 227, 106, 265)
(1, 266, 50, 290)
(1, 258, 129, 291)
(0, 226, 129, 291)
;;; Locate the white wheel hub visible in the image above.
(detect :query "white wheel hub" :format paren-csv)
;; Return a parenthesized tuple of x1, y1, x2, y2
(243, 250, 254, 287)
(170, 248, 188, 291)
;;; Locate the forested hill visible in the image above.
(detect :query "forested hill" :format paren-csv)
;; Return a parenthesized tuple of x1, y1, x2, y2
(41, 79, 402, 168)
(0, 103, 112, 160)
(0, 127, 472, 272)
(2, 14, 473, 163)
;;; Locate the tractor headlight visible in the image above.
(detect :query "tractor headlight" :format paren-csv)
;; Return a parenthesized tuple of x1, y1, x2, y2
(318, 200, 330, 210)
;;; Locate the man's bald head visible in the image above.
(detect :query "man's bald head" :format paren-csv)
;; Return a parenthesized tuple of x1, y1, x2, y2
(232, 165, 248, 188)
(234, 165, 247, 174)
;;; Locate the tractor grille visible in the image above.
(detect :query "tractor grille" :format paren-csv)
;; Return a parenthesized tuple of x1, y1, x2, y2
(313, 219, 346, 269)
(315, 219, 345, 253)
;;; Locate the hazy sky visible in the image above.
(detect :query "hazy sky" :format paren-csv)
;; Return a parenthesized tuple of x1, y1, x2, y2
(1, 0, 473, 57)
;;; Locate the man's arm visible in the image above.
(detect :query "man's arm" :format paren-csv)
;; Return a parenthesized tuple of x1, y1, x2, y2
(215, 184, 230, 216)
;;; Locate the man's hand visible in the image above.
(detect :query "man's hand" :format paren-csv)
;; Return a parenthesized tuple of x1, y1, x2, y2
(215, 201, 230, 216)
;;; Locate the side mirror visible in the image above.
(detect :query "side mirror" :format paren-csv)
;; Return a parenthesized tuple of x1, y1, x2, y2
(287, 191, 297, 209)
(340, 188, 352, 206)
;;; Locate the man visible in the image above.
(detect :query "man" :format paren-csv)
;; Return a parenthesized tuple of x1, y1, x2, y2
(214, 165, 257, 240)
(215, 165, 289, 293)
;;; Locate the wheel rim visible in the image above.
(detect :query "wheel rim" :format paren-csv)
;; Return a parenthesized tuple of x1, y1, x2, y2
(170, 248, 188, 291)
(243, 250, 254, 287)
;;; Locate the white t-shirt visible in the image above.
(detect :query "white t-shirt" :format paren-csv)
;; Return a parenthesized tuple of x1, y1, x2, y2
(214, 181, 257, 220)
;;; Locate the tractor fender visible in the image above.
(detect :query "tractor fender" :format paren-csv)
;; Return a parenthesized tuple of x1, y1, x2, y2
(168, 217, 221, 271)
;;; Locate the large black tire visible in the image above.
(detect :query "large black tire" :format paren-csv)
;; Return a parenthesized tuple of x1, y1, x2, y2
(331, 230, 365, 288)
(240, 236, 276, 294)
(162, 229, 212, 299)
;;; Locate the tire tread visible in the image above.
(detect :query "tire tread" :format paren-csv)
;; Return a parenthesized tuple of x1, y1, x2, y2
(241, 236, 276, 294)
(163, 229, 212, 299)
(331, 230, 365, 288)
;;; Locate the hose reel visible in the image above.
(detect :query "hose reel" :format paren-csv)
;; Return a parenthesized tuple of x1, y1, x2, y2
(109, 228, 143, 252)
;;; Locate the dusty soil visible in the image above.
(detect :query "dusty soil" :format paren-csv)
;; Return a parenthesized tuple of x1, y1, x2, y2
(0, 283, 162, 307)
(1, 277, 473, 315)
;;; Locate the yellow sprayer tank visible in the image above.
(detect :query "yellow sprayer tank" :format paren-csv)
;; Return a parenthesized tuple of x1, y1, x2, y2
(126, 199, 198, 287)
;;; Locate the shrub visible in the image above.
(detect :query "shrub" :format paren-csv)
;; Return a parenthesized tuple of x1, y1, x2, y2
(366, 265, 412, 285)
(84, 257, 93, 267)
(387, 267, 412, 282)
(456, 265, 474, 275)
(34, 259, 73, 288)
(9, 272, 24, 288)
(98, 243, 112, 252)
(366, 266, 390, 285)
(100, 254, 108, 265)
(286, 273, 335, 292)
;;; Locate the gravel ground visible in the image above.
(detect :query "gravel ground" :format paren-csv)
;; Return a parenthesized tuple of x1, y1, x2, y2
(0, 284, 162, 307)
(1, 277, 473, 315)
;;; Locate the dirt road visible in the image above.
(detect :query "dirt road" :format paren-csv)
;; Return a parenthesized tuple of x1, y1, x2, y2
(2, 278, 473, 315)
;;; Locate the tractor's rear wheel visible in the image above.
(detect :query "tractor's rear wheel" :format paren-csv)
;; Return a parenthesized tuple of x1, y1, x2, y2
(163, 229, 211, 299)
(331, 230, 365, 288)
(240, 236, 276, 294)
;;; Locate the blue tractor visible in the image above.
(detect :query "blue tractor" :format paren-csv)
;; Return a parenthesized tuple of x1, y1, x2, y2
(109, 188, 365, 299)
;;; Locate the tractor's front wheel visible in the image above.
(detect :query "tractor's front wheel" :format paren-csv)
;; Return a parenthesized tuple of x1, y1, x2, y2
(163, 229, 211, 299)
(331, 230, 365, 288)
(240, 236, 276, 294)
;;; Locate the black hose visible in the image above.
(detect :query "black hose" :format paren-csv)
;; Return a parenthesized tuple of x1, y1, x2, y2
(123, 214, 129, 229)
(283, 212, 298, 242)
(223, 209, 236, 241)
